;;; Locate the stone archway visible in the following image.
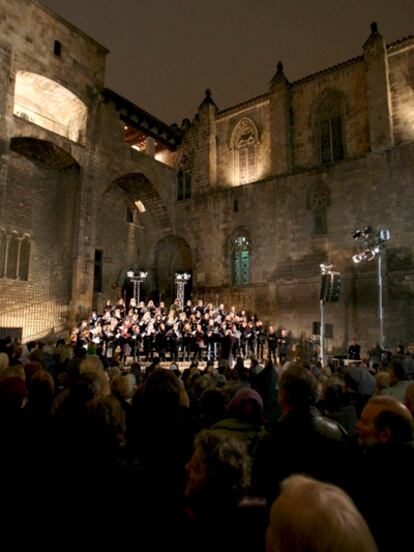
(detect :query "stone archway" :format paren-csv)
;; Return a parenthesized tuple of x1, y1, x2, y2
(112, 173, 172, 233)
(152, 235, 193, 306)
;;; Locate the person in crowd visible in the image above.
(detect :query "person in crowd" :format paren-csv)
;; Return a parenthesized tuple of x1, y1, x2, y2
(266, 474, 378, 552)
(212, 387, 266, 457)
(351, 396, 414, 552)
(180, 429, 267, 552)
(348, 337, 361, 362)
(319, 375, 359, 437)
(252, 365, 348, 505)
(381, 360, 411, 402)
(266, 326, 278, 365)
(277, 329, 289, 365)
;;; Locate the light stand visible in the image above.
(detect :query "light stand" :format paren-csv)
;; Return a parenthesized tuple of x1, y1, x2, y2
(175, 272, 191, 310)
(352, 227, 390, 350)
(377, 252, 384, 350)
(127, 270, 147, 306)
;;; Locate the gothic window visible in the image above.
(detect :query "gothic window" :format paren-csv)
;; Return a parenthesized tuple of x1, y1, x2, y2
(0, 231, 31, 281)
(231, 233, 250, 286)
(176, 153, 192, 201)
(177, 170, 192, 200)
(231, 118, 259, 186)
(315, 93, 345, 164)
(310, 185, 329, 235)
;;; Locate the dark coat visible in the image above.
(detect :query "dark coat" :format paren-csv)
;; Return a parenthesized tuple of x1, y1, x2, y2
(251, 406, 349, 505)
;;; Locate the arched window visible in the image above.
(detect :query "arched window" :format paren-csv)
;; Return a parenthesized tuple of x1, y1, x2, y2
(231, 233, 250, 286)
(176, 154, 192, 200)
(177, 170, 191, 200)
(6, 233, 19, 279)
(314, 92, 345, 165)
(18, 234, 31, 281)
(0, 230, 6, 278)
(309, 184, 329, 235)
(0, 231, 31, 280)
(231, 118, 259, 185)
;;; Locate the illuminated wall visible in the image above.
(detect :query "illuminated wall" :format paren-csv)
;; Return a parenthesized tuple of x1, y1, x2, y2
(14, 72, 87, 144)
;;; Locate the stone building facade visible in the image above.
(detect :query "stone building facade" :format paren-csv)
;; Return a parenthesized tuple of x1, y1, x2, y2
(1, 1, 414, 353)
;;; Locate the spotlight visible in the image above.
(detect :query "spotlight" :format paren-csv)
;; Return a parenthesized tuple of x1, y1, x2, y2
(350, 224, 390, 350)
(352, 252, 365, 264)
(365, 249, 376, 262)
(379, 229, 390, 241)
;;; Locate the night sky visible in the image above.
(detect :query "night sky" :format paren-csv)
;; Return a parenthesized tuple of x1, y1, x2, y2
(41, 0, 414, 125)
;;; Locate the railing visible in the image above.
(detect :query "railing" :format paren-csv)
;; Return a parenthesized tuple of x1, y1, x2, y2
(0, 284, 70, 343)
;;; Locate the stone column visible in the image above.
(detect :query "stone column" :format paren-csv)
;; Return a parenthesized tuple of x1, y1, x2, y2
(145, 136, 156, 157)
(269, 62, 292, 175)
(363, 22, 394, 151)
(197, 89, 218, 189)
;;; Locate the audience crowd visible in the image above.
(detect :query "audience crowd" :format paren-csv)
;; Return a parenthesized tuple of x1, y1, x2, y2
(0, 297, 413, 550)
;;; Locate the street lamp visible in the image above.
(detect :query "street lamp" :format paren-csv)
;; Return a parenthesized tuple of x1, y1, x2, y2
(127, 269, 147, 306)
(175, 272, 191, 310)
(351, 226, 390, 349)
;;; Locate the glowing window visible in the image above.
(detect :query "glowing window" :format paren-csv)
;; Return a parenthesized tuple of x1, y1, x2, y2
(13, 71, 87, 144)
(316, 94, 344, 164)
(231, 234, 250, 286)
(231, 118, 259, 185)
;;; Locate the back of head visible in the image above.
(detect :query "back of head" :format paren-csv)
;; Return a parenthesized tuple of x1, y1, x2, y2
(186, 429, 250, 508)
(0, 376, 26, 413)
(142, 367, 181, 411)
(369, 395, 413, 444)
(229, 387, 263, 424)
(267, 475, 378, 552)
(279, 365, 318, 411)
(111, 375, 134, 401)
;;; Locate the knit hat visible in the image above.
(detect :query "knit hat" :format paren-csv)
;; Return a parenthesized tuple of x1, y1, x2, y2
(229, 387, 263, 416)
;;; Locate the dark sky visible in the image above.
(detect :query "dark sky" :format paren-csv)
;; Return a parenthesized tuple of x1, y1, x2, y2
(41, 0, 414, 125)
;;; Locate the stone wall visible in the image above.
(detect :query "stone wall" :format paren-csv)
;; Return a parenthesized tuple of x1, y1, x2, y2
(1, 1, 414, 355)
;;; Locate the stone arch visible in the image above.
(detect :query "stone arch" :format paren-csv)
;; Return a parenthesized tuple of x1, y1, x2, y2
(9, 137, 79, 171)
(150, 235, 193, 305)
(108, 172, 172, 233)
(13, 71, 87, 144)
(94, 173, 172, 307)
(230, 118, 260, 185)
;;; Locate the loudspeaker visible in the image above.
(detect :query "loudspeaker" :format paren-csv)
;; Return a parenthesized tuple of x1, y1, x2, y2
(312, 322, 333, 338)
(320, 272, 341, 303)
